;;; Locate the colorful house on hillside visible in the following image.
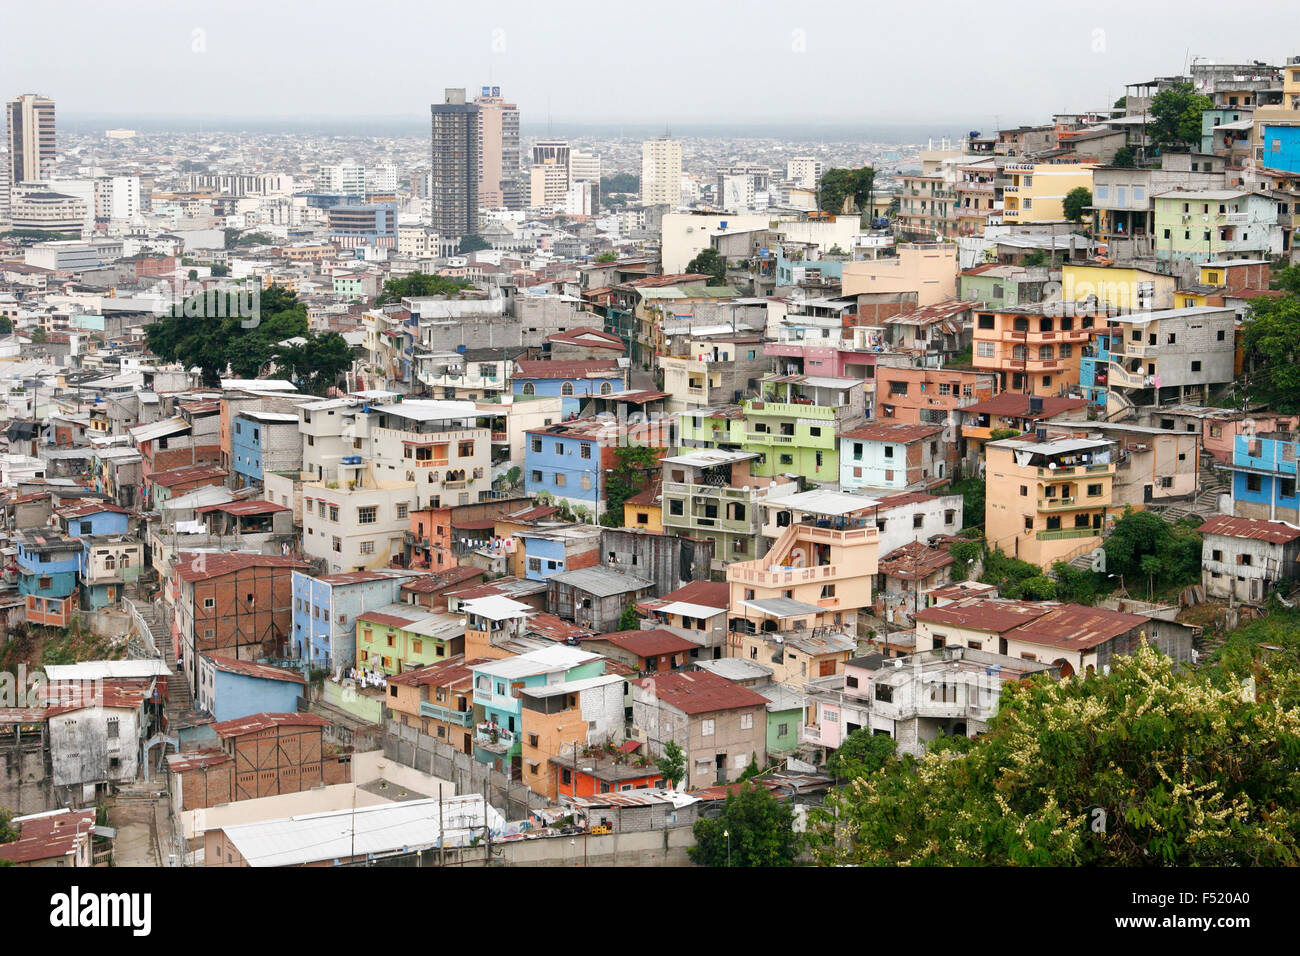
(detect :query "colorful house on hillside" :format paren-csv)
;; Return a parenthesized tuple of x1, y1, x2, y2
(354, 603, 466, 676)
(512, 359, 626, 417)
(471, 646, 605, 777)
(195, 654, 306, 723)
(16, 531, 81, 627)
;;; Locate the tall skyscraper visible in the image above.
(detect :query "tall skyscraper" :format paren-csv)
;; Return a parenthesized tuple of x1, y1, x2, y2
(473, 86, 521, 211)
(4, 93, 56, 220)
(528, 140, 571, 208)
(430, 88, 481, 239)
(641, 136, 682, 207)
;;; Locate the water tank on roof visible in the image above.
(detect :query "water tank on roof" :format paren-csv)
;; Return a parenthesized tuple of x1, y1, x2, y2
(456, 345, 467, 353)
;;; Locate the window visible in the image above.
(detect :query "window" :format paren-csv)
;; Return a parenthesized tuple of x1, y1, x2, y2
(701, 719, 715, 737)
(1191, 361, 1202, 372)
(204, 597, 216, 609)
(884, 445, 894, 459)
(332, 536, 341, 553)
(359, 541, 375, 555)
(913, 514, 924, 529)
(580, 475, 591, 490)
(1211, 549, 1223, 562)
(329, 505, 339, 522)
(554, 473, 566, 487)
(1019, 485, 1028, 497)
(976, 341, 995, 358)
(396, 504, 408, 519)
(944, 509, 955, 524)
(528, 557, 542, 572)
(580, 443, 592, 459)
(530, 470, 542, 482)
(531, 438, 542, 453)
(1247, 474, 1262, 492)
(669, 499, 683, 516)
(740, 713, 753, 730)
(561, 381, 575, 396)
(358, 506, 377, 524)
(1087, 483, 1103, 497)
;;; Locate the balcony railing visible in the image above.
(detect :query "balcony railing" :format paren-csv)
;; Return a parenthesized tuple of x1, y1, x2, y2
(420, 701, 474, 725)
(1038, 496, 1076, 508)
(1036, 526, 1099, 541)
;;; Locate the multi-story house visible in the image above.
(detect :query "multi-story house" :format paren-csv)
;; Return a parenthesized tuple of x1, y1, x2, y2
(983, 435, 1117, 568)
(471, 646, 605, 777)
(1198, 514, 1300, 605)
(727, 503, 880, 646)
(291, 568, 421, 670)
(739, 374, 869, 482)
(231, 410, 302, 490)
(839, 422, 948, 491)
(1039, 420, 1200, 508)
(416, 346, 528, 402)
(1224, 429, 1300, 525)
(1103, 306, 1237, 407)
(302, 478, 416, 575)
(876, 299, 975, 366)
(1151, 189, 1282, 263)
(1092, 157, 1226, 261)
(659, 449, 799, 573)
(385, 655, 485, 754)
(631, 670, 769, 789)
(958, 264, 1053, 311)
(171, 553, 308, 697)
(16, 532, 81, 627)
(512, 359, 626, 417)
(77, 535, 142, 610)
(1000, 161, 1095, 223)
(659, 333, 767, 413)
(518, 672, 626, 800)
(355, 604, 465, 676)
(957, 394, 1089, 465)
(971, 306, 1094, 397)
(363, 400, 494, 509)
(524, 418, 628, 518)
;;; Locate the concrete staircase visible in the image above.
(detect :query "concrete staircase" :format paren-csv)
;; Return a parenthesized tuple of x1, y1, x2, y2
(128, 598, 194, 728)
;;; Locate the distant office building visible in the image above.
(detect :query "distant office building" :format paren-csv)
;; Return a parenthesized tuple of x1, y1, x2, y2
(430, 88, 481, 239)
(4, 93, 56, 221)
(570, 149, 601, 208)
(529, 140, 571, 208)
(641, 137, 682, 207)
(787, 156, 823, 190)
(473, 86, 521, 211)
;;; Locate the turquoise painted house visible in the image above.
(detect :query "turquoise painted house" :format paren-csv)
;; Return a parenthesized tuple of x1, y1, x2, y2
(470, 645, 605, 774)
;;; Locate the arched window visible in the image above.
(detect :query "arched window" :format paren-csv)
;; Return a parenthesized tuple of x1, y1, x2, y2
(121, 554, 130, 569)
(561, 381, 575, 396)
(600, 381, 613, 395)
(104, 555, 115, 570)
(1039, 345, 1054, 361)
(522, 382, 535, 396)
(1012, 345, 1028, 362)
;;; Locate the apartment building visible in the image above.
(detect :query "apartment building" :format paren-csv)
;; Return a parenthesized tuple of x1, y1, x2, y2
(1000, 161, 1095, 223)
(659, 449, 799, 573)
(385, 655, 485, 754)
(1151, 189, 1282, 263)
(641, 137, 683, 207)
(1103, 306, 1236, 407)
(841, 243, 958, 306)
(839, 422, 947, 492)
(659, 334, 767, 413)
(1225, 430, 1300, 525)
(971, 306, 1093, 396)
(983, 435, 1117, 568)
(631, 670, 769, 789)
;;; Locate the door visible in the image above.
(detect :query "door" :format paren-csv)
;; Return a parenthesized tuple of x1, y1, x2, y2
(715, 754, 727, 785)
(1143, 485, 1153, 503)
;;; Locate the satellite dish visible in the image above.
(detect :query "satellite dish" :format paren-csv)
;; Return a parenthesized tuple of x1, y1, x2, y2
(1048, 462, 1057, 469)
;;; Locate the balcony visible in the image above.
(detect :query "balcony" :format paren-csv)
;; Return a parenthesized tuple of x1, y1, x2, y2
(420, 701, 474, 725)
(1037, 496, 1086, 509)
(1036, 526, 1100, 541)
(443, 479, 469, 489)
(746, 432, 797, 445)
(491, 432, 508, 443)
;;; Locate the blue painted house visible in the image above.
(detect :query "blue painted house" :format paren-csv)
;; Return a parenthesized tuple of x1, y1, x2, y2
(56, 502, 130, 538)
(470, 645, 605, 774)
(523, 424, 606, 516)
(195, 653, 307, 723)
(231, 411, 302, 489)
(1079, 332, 1114, 409)
(1228, 431, 1300, 525)
(513, 359, 625, 417)
(1261, 125, 1300, 175)
(16, 532, 82, 627)
(291, 569, 420, 670)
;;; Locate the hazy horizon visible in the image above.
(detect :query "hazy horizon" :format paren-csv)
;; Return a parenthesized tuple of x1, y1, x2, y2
(3, 0, 1298, 132)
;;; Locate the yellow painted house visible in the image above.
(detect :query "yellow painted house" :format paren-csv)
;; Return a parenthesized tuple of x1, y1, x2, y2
(622, 478, 663, 533)
(1002, 162, 1096, 223)
(1061, 264, 1177, 313)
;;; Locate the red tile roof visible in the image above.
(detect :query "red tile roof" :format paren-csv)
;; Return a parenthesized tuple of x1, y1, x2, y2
(196, 500, 291, 516)
(175, 552, 308, 583)
(873, 491, 940, 511)
(1197, 515, 1300, 544)
(151, 465, 228, 487)
(400, 567, 485, 592)
(634, 670, 769, 714)
(525, 613, 594, 642)
(911, 598, 1051, 634)
(205, 654, 306, 684)
(841, 422, 944, 443)
(545, 327, 625, 350)
(513, 359, 621, 379)
(165, 749, 232, 773)
(504, 504, 560, 523)
(211, 712, 331, 738)
(55, 502, 130, 518)
(0, 808, 95, 864)
(1007, 604, 1147, 651)
(960, 393, 1089, 419)
(584, 629, 700, 658)
(652, 579, 730, 611)
(385, 655, 488, 689)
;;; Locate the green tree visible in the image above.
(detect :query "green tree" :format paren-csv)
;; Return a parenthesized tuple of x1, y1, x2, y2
(188, 269, 199, 281)
(656, 740, 686, 789)
(1063, 186, 1092, 224)
(1241, 294, 1300, 412)
(1102, 507, 1202, 596)
(1113, 95, 1127, 111)
(1112, 145, 1137, 168)
(211, 264, 230, 277)
(826, 728, 897, 782)
(685, 247, 726, 285)
(376, 271, 472, 305)
(0, 807, 16, 843)
(947, 478, 985, 530)
(274, 331, 353, 396)
(615, 603, 640, 631)
(594, 251, 618, 263)
(818, 166, 875, 216)
(690, 782, 800, 867)
(0, 316, 11, 335)
(1148, 83, 1214, 152)
(602, 445, 660, 526)
(810, 642, 1300, 866)
(144, 283, 308, 387)
(456, 234, 491, 255)
(30, 327, 47, 345)
(600, 172, 639, 194)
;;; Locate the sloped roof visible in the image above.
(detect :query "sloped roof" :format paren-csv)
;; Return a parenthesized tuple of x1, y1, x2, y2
(634, 670, 769, 715)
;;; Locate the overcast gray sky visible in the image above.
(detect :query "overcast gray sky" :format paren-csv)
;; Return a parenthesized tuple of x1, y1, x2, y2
(3, 0, 1298, 128)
